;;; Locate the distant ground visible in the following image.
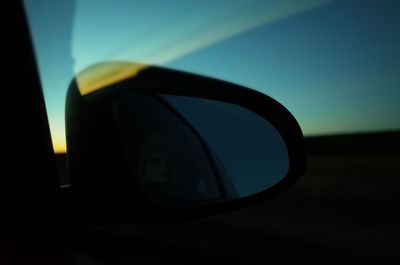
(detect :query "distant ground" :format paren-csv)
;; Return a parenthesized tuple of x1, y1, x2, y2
(56, 130, 400, 264)
(204, 131, 400, 263)
(304, 130, 400, 156)
(205, 153, 400, 262)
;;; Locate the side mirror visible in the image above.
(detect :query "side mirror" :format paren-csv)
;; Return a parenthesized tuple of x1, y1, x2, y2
(65, 62, 306, 223)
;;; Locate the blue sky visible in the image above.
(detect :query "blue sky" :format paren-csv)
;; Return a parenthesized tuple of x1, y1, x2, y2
(24, 0, 400, 152)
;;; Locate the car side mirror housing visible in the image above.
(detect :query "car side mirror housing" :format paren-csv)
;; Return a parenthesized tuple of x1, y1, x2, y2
(64, 62, 306, 224)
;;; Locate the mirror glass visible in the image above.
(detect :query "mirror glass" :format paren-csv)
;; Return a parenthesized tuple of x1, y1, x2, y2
(112, 93, 289, 209)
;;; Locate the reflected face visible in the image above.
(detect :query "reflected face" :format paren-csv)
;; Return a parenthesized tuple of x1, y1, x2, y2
(113, 93, 222, 208)
(142, 152, 184, 185)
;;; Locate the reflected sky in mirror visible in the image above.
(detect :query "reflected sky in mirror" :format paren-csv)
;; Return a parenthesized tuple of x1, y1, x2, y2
(161, 95, 289, 197)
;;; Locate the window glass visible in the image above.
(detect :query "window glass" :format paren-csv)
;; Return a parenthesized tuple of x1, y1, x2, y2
(23, 0, 400, 153)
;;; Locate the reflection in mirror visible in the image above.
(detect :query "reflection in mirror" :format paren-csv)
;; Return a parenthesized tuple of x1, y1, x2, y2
(112, 93, 289, 209)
